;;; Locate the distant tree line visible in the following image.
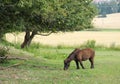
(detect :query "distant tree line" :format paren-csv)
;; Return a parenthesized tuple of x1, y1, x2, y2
(94, 0, 120, 15)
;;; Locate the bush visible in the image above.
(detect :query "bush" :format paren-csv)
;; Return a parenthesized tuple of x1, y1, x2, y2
(0, 46, 9, 63)
(81, 40, 96, 48)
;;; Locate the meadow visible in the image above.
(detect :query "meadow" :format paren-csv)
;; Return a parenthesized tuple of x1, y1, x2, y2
(1, 12, 120, 84)
(0, 42, 120, 84)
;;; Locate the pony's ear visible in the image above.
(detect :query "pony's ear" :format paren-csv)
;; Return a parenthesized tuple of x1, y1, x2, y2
(64, 59, 70, 63)
(75, 48, 79, 50)
(64, 60, 67, 63)
(67, 58, 71, 62)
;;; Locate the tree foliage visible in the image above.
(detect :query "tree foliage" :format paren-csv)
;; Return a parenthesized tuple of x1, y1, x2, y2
(0, 0, 97, 48)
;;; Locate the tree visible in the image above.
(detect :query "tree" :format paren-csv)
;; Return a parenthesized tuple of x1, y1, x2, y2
(0, 0, 97, 48)
(0, 0, 24, 38)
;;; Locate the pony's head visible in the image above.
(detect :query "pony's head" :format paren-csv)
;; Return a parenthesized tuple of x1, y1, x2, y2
(63, 48, 80, 70)
(64, 59, 70, 70)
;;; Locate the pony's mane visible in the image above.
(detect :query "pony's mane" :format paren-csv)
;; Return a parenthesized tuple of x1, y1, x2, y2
(64, 48, 80, 63)
(67, 48, 80, 59)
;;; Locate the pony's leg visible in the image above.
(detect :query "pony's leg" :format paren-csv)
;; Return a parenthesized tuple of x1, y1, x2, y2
(89, 58, 94, 69)
(79, 60, 85, 69)
(75, 60, 80, 69)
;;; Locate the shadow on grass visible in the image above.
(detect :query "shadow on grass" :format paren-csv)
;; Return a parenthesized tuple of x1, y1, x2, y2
(31, 65, 63, 70)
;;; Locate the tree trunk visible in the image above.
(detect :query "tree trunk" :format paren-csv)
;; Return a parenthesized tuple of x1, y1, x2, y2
(21, 29, 37, 48)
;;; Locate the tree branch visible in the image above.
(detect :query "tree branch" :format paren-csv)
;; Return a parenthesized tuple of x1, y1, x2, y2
(7, 57, 27, 60)
(36, 31, 53, 36)
(7, 62, 24, 68)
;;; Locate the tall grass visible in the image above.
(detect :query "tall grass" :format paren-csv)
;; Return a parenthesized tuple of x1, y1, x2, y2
(1, 39, 120, 60)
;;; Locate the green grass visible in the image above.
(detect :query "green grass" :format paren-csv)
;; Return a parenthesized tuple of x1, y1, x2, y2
(0, 42, 120, 84)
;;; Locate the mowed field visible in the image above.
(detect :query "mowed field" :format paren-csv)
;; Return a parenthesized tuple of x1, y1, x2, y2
(5, 13, 120, 47)
(0, 46, 120, 84)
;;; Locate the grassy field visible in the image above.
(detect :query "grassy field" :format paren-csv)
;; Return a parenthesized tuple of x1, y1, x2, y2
(0, 43, 120, 84)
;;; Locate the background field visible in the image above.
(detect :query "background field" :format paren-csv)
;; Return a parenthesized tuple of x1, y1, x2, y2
(93, 13, 120, 29)
(6, 31, 120, 47)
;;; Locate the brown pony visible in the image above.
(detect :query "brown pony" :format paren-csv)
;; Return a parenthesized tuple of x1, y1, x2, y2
(64, 48, 95, 70)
